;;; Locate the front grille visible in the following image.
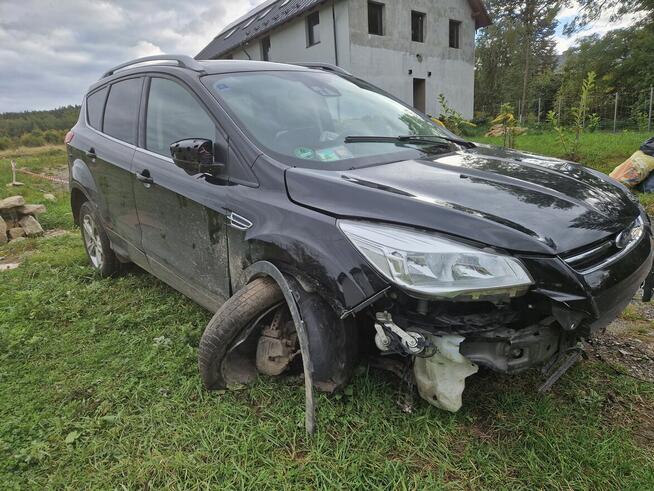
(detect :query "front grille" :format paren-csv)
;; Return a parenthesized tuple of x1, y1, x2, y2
(561, 217, 645, 274)
(561, 238, 620, 272)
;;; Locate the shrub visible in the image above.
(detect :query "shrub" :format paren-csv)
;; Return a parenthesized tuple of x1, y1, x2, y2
(19, 131, 46, 147)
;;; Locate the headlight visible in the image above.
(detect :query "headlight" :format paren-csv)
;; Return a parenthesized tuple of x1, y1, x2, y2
(338, 220, 533, 300)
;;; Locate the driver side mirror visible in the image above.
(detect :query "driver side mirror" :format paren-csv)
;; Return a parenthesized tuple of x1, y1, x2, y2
(170, 138, 225, 176)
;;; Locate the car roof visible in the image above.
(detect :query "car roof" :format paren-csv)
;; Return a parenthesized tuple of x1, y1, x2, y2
(86, 58, 333, 94)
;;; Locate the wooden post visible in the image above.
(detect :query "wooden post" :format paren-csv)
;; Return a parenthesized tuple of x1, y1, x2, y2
(613, 92, 619, 133)
(648, 86, 653, 132)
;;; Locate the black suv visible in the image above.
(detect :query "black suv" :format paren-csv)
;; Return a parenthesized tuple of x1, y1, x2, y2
(67, 55, 652, 429)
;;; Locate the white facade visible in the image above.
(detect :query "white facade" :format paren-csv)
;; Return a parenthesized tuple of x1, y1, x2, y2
(217, 0, 481, 118)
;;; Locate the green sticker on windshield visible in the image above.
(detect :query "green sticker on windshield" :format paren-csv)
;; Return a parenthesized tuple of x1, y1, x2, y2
(294, 147, 315, 159)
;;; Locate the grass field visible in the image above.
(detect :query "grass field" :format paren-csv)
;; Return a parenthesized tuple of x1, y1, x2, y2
(1, 139, 653, 489)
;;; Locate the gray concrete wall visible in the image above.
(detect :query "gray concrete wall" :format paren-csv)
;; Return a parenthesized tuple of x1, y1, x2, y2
(347, 0, 476, 118)
(226, 2, 351, 68)
(225, 0, 476, 118)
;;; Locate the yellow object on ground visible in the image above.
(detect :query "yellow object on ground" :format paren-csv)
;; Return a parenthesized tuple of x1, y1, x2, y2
(609, 150, 654, 187)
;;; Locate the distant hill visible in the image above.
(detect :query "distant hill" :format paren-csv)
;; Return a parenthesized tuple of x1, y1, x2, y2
(0, 105, 80, 149)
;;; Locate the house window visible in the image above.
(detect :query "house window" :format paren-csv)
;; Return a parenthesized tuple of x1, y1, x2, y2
(411, 11, 425, 42)
(449, 20, 461, 49)
(261, 36, 271, 61)
(368, 2, 384, 36)
(307, 11, 320, 46)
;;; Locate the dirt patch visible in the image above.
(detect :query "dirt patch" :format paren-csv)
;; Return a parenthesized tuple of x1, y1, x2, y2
(587, 333, 654, 383)
(43, 229, 71, 239)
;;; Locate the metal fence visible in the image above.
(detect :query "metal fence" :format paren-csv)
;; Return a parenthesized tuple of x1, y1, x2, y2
(476, 86, 654, 132)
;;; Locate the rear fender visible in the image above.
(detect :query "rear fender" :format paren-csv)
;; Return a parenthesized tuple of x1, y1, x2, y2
(70, 158, 98, 222)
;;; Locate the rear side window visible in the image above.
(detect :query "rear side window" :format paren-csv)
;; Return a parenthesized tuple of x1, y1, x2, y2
(103, 78, 142, 145)
(86, 87, 107, 130)
(145, 78, 215, 157)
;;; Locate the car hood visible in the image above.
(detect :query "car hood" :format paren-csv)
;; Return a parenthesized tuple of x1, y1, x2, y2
(285, 146, 640, 255)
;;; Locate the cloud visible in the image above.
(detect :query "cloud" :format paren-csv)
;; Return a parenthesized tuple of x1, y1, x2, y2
(0, 0, 266, 112)
(554, 2, 643, 53)
(1, 1, 644, 111)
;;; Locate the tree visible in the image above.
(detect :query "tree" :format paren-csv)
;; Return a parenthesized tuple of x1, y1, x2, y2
(565, 0, 654, 34)
(475, 1, 566, 119)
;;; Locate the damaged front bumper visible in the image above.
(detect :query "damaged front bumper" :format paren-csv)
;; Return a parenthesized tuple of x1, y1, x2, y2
(371, 232, 653, 412)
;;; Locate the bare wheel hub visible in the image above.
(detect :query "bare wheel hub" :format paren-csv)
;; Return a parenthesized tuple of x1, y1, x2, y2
(256, 307, 299, 376)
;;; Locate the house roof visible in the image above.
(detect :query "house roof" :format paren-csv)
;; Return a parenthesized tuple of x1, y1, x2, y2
(196, 0, 492, 60)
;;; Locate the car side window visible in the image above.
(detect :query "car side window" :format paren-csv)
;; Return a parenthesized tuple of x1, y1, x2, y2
(103, 78, 142, 145)
(146, 78, 216, 158)
(86, 86, 107, 130)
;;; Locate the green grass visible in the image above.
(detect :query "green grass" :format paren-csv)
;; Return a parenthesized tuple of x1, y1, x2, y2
(1, 142, 653, 489)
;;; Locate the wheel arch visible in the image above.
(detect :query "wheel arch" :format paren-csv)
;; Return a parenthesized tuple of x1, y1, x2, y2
(70, 185, 89, 226)
(238, 261, 360, 432)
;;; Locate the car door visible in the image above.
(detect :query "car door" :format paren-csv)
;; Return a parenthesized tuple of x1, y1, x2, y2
(83, 78, 144, 259)
(131, 75, 231, 310)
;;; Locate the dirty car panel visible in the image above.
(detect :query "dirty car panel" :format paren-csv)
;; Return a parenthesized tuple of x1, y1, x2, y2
(67, 57, 654, 427)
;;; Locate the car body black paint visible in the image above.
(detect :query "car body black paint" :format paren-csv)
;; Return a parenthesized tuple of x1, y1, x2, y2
(68, 59, 653, 380)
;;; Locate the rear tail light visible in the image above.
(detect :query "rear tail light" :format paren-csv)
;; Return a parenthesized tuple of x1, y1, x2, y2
(64, 131, 74, 144)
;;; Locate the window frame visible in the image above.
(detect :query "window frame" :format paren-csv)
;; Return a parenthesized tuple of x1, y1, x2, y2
(449, 19, 461, 49)
(85, 85, 109, 132)
(411, 10, 425, 43)
(94, 76, 144, 146)
(306, 11, 320, 46)
(368, 1, 384, 36)
(139, 75, 224, 161)
(261, 36, 271, 61)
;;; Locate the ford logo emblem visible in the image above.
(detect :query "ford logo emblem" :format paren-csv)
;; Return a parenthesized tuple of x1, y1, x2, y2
(615, 217, 644, 250)
(615, 229, 631, 249)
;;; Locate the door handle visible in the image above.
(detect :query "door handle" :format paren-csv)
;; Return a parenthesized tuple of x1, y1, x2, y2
(136, 170, 154, 186)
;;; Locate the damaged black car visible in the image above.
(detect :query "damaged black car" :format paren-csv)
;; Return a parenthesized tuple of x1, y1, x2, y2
(67, 56, 653, 431)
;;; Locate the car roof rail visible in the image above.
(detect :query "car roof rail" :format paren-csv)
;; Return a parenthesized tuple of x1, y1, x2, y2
(293, 63, 351, 76)
(102, 54, 206, 78)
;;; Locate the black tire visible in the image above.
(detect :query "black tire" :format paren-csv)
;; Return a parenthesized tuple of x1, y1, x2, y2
(78, 201, 120, 277)
(198, 277, 283, 390)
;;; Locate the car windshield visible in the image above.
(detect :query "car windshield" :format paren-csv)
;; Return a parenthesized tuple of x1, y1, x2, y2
(203, 70, 462, 168)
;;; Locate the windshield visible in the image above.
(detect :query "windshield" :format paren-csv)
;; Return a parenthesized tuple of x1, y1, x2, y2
(203, 70, 461, 168)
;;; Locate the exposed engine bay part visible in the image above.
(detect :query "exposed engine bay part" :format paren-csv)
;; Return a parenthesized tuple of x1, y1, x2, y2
(374, 311, 427, 356)
(413, 335, 479, 412)
(460, 321, 562, 373)
(255, 308, 299, 376)
(538, 343, 584, 393)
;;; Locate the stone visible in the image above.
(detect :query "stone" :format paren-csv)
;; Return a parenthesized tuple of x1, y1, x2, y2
(9, 237, 26, 243)
(8, 228, 25, 240)
(18, 215, 43, 237)
(0, 216, 6, 245)
(0, 196, 25, 211)
(17, 204, 47, 216)
(43, 193, 56, 202)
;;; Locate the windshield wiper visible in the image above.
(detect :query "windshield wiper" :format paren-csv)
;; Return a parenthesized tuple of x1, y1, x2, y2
(344, 135, 475, 149)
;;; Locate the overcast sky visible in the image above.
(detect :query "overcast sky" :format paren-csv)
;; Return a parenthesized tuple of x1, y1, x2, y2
(0, 1, 639, 113)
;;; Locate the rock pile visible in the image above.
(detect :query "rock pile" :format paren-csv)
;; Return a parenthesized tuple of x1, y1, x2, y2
(0, 196, 45, 244)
